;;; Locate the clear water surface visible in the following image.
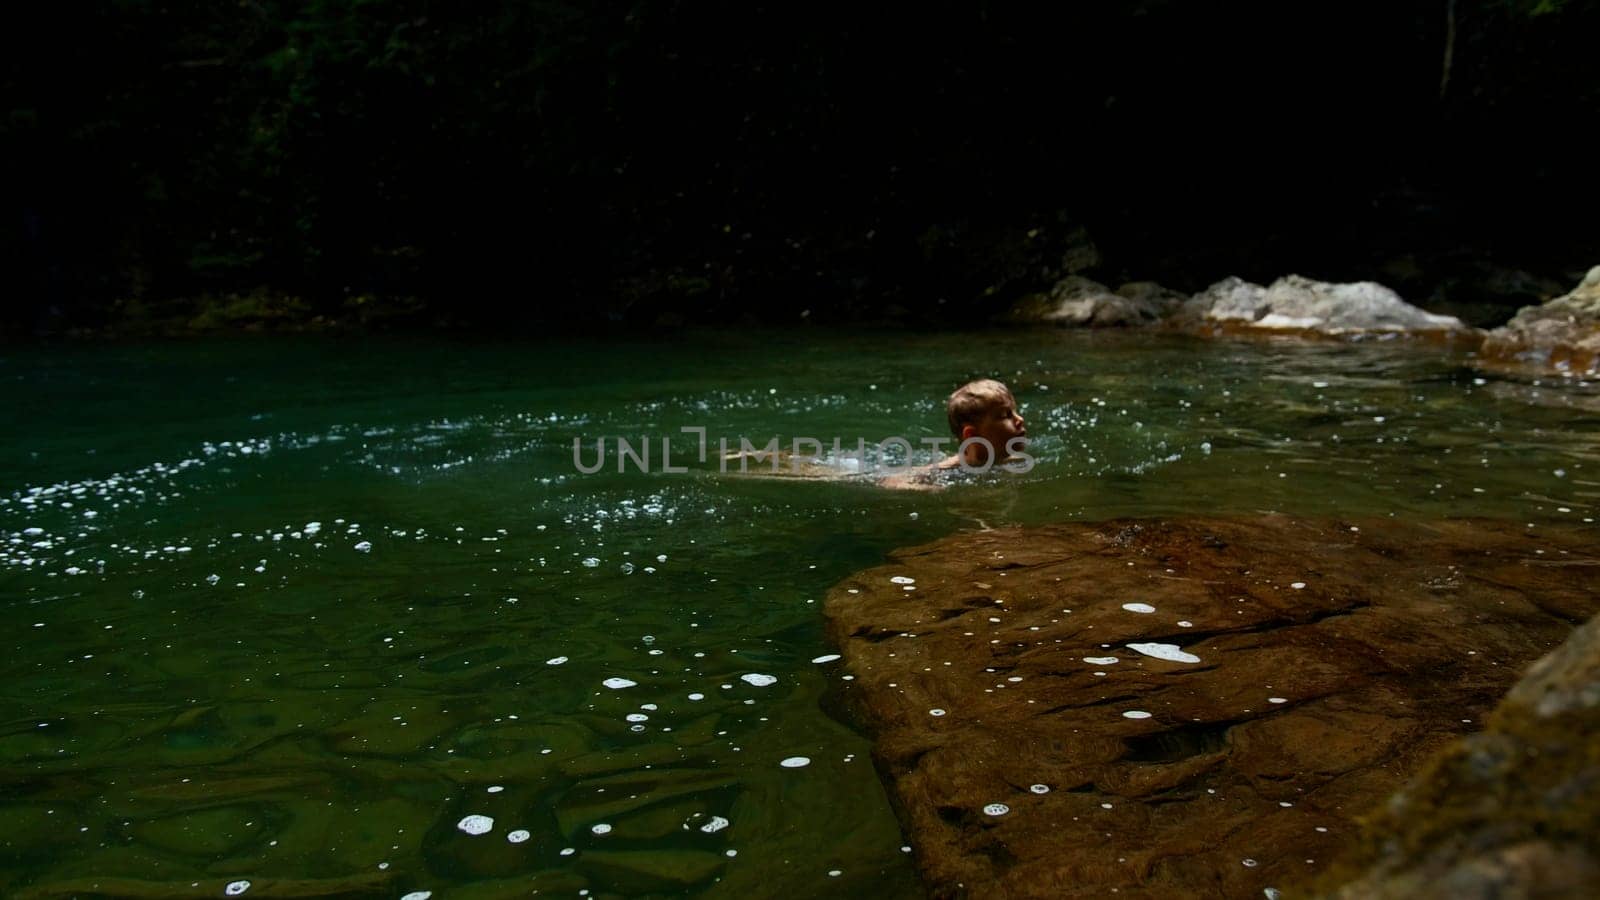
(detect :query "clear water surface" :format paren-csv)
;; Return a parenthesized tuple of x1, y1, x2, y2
(1, 329, 1595, 898)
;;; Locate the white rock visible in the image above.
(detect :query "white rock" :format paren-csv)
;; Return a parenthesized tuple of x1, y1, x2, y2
(1191, 274, 1467, 334)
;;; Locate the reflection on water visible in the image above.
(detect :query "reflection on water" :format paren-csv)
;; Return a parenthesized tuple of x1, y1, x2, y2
(0, 330, 1595, 897)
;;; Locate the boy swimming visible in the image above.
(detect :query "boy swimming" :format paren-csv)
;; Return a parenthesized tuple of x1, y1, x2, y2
(881, 378, 1030, 491)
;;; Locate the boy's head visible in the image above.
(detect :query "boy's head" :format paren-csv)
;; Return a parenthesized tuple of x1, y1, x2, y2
(946, 379, 1026, 460)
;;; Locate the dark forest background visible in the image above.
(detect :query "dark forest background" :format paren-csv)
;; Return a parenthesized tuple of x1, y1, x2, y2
(5, 0, 1598, 334)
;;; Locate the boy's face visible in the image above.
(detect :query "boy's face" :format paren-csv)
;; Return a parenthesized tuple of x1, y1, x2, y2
(967, 391, 1027, 457)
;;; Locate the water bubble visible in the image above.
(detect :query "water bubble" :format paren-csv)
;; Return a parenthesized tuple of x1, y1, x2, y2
(811, 654, 841, 664)
(1268, 697, 1287, 704)
(582, 557, 600, 567)
(983, 803, 1010, 816)
(456, 815, 494, 835)
(1122, 710, 1152, 719)
(1029, 784, 1050, 794)
(929, 708, 946, 717)
(224, 882, 250, 896)
(688, 692, 705, 701)
(620, 562, 635, 574)
(353, 540, 372, 552)
(700, 815, 730, 833)
(626, 713, 649, 723)
(1083, 656, 1119, 666)
(602, 677, 638, 689)
(546, 656, 569, 666)
(1242, 858, 1258, 868)
(401, 893, 433, 900)
(780, 756, 811, 768)
(591, 823, 612, 835)
(1121, 602, 1156, 614)
(890, 576, 915, 585)
(507, 829, 530, 843)
(1126, 643, 1201, 664)
(740, 673, 777, 687)
(1290, 582, 1306, 590)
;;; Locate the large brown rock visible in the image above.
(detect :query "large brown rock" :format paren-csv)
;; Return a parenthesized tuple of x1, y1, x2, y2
(1313, 612, 1600, 899)
(822, 517, 1599, 899)
(1481, 265, 1600, 375)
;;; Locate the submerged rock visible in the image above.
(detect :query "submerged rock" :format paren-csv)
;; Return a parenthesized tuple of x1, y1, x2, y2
(1481, 265, 1600, 375)
(580, 849, 725, 893)
(1314, 612, 1600, 899)
(822, 517, 1599, 899)
(1176, 275, 1473, 336)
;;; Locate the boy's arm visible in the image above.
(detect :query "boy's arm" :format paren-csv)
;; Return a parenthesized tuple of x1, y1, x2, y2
(879, 469, 945, 492)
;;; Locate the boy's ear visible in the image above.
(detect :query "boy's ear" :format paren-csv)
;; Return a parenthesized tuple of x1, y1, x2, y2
(960, 424, 977, 441)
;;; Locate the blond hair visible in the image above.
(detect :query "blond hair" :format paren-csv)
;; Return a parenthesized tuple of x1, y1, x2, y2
(946, 379, 1012, 438)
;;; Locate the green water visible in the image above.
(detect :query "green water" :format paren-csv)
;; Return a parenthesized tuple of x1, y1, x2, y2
(1, 329, 1596, 899)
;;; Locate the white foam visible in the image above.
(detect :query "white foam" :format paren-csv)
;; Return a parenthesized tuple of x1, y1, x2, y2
(1121, 602, 1156, 614)
(780, 756, 811, 768)
(456, 815, 494, 835)
(700, 815, 730, 833)
(983, 803, 1010, 816)
(811, 654, 841, 664)
(1083, 656, 1119, 665)
(1122, 710, 1152, 719)
(602, 677, 637, 689)
(591, 823, 612, 835)
(1290, 582, 1306, 589)
(354, 540, 372, 552)
(507, 829, 530, 843)
(1126, 643, 1200, 664)
(401, 893, 433, 900)
(740, 673, 777, 687)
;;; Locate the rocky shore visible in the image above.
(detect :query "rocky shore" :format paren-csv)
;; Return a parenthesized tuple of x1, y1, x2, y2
(822, 517, 1600, 898)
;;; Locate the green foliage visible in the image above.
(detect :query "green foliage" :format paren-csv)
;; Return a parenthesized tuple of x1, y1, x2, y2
(7, 0, 1599, 330)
